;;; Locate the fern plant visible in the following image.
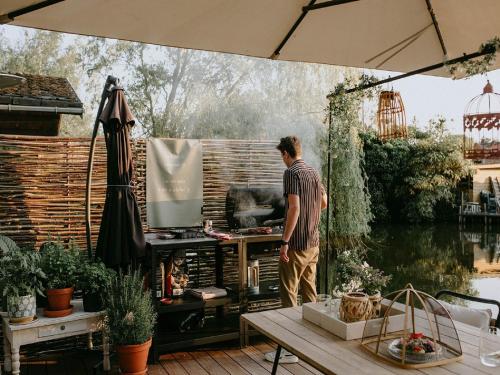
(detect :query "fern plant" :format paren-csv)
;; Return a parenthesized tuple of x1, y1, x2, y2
(103, 268, 157, 346)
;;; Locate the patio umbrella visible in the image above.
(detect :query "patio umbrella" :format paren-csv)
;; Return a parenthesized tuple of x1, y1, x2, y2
(1, 0, 499, 76)
(95, 87, 145, 269)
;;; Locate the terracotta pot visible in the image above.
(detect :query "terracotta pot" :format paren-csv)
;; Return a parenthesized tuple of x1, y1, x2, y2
(339, 292, 372, 322)
(43, 305, 73, 318)
(368, 291, 382, 318)
(46, 287, 74, 311)
(116, 338, 152, 375)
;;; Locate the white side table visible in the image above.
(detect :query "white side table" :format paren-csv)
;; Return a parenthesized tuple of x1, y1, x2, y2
(1, 300, 109, 375)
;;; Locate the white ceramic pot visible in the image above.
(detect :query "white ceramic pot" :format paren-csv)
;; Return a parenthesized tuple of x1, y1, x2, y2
(7, 294, 36, 323)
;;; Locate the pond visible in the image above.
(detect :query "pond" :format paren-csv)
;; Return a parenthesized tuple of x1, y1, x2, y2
(367, 224, 500, 316)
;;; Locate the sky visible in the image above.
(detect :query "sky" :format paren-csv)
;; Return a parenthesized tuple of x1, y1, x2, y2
(2, 24, 500, 135)
(370, 68, 500, 134)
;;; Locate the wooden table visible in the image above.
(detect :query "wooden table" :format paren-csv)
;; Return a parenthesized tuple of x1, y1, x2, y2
(241, 305, 497, 375)
(1, 300, 109, 375)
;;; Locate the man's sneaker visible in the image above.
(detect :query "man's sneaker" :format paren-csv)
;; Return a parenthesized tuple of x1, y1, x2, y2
(264, 349, 299, 364)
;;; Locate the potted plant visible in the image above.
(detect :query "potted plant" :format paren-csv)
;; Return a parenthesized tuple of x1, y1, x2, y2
(0, 234, 21, 311)
(104, 268, 157, 375)
(76, 258, 115, 312)
(39, 240, 79, 317)
(0, 236, 46, 323)
(359, 263, 391, 318)
(333, 249, 391, 318)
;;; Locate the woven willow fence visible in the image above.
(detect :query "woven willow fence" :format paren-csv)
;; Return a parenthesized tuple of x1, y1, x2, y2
(0, 136, 282, 248)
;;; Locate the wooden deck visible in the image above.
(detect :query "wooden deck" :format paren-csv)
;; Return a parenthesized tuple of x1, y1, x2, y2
(5, 339, 324, 375)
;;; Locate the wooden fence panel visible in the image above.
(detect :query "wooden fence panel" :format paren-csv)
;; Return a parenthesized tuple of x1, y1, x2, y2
(0, 136, 282, 248)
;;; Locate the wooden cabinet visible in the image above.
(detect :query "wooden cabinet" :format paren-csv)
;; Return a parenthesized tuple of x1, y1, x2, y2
(145, 233, 282, 359)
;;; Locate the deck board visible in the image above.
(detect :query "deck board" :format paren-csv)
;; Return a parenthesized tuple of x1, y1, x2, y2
(160, 353, 189, 375)
(190, 350, 231, 375)
(207, 350, 250, 375)
(12, 341, 318, 375)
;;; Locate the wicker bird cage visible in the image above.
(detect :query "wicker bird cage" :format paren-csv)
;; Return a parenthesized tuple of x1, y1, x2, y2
(361, 284, 462, 369)
(376, 90, 407, 141)
(463, 81, 500, 159)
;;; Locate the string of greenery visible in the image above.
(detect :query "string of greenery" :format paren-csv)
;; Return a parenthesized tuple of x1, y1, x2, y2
(447, 37, 500, 78)
(322, 74, 378, 251)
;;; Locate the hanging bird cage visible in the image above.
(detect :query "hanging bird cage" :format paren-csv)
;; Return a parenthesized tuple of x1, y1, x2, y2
(376, 90, 407, 141)
(463, 81, 500, 159)
(361, 284, 463, 369)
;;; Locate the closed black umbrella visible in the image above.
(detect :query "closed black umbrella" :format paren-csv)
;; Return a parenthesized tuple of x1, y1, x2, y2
(95, 87, 145, 269)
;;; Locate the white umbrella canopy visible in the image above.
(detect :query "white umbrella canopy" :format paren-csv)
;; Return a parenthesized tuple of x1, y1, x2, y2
(1, 0, 499, 76)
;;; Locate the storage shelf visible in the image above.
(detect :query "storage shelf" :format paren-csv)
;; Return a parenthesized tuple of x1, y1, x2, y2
(156, 295, 204, 313)
(154, 314, 240, 352)
(156, 291, 238, 314)
(246, 280, 280, 301)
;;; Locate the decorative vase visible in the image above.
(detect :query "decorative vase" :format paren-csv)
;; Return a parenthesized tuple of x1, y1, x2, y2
(83, 292, 102, 312)
(368, 291, 382, 318)
(7, 294, 36, 324)
(339, 292, 372, 322)
(116, 338, 152, 375)
(45, 287, 74, 317)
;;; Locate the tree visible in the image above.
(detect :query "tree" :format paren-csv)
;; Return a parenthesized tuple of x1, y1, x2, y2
(362, 117, 471, 223)
(0, 28, 95, 136)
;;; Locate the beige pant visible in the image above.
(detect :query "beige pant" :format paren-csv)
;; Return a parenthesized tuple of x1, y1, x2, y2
(279, 246, 319, 307)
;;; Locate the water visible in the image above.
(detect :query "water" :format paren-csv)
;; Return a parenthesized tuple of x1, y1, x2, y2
(481, 351, 500, 367)
(367, 224, 500, 316)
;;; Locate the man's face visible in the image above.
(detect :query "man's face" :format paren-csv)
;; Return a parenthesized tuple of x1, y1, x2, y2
(281, 151, 290, 167)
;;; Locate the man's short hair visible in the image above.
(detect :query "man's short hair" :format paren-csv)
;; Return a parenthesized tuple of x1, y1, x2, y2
(277, 136, 302, 158)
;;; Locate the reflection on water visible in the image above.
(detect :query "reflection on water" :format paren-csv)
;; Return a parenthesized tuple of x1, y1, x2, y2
(367, 224, 500, 315)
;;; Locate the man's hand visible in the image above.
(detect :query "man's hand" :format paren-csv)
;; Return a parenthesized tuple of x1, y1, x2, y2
(280, 244, 289, 263)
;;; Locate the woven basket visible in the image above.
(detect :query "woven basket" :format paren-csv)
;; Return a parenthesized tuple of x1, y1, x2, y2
(339, 292, 372, 322)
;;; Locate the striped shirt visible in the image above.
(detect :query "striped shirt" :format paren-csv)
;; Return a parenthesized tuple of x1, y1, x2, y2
(283, 159, 323, 251)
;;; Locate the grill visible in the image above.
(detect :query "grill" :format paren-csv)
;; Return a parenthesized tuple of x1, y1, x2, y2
(225, 185, 285, 229)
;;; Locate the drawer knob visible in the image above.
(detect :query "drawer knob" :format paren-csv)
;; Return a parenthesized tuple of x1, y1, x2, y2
(60, 325, 66, 331)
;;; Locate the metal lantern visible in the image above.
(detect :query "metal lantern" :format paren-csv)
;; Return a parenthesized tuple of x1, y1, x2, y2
(361, 284, 463, 369)
(376, 90, 407, 141)
(463, 81, 500, 159)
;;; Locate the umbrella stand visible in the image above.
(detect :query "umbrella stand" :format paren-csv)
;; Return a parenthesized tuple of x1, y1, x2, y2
(324, 46, 496, 292)
(85, 75, 120, 259)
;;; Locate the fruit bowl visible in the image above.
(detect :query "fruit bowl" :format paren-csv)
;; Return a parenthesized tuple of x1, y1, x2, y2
(387, 333, 442, 363)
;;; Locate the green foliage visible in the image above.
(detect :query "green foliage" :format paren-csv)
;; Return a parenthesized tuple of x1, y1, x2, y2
(362, 117, 471, 223)
(0, 29, 92, 136)
(39, 240, 80, 289)
(76, 257, 116, 295)
(103, 268, 157, 346)
(447, 37, 500, 79)
(0, 238, 46, 298)
(323, 75, 376, 249)
(332, 249, 391, 296)
(0, 235, 19, 254)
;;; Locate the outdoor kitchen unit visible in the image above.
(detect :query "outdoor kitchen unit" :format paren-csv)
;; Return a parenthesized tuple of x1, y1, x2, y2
(144, 138, 285, 355)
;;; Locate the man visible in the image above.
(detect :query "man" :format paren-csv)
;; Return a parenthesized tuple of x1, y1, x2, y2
(265, 135, 327, 364)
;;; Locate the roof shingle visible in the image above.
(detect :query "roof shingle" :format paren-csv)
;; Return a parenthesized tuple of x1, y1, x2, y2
(0, 73, 82, 108)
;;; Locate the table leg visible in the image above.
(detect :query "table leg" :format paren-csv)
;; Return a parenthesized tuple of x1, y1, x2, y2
(272, 345, 282, 375)
(103, 331, 110, 371)
(239, 318, 248, 348)
(11, 345, 20, 375)
(3, 335, 11, 373)
(87, 332, 93, 350)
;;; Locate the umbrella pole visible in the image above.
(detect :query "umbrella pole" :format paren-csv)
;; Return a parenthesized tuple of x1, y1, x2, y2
(85, 75, 118, 259)
(325, 101, 332, 294)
